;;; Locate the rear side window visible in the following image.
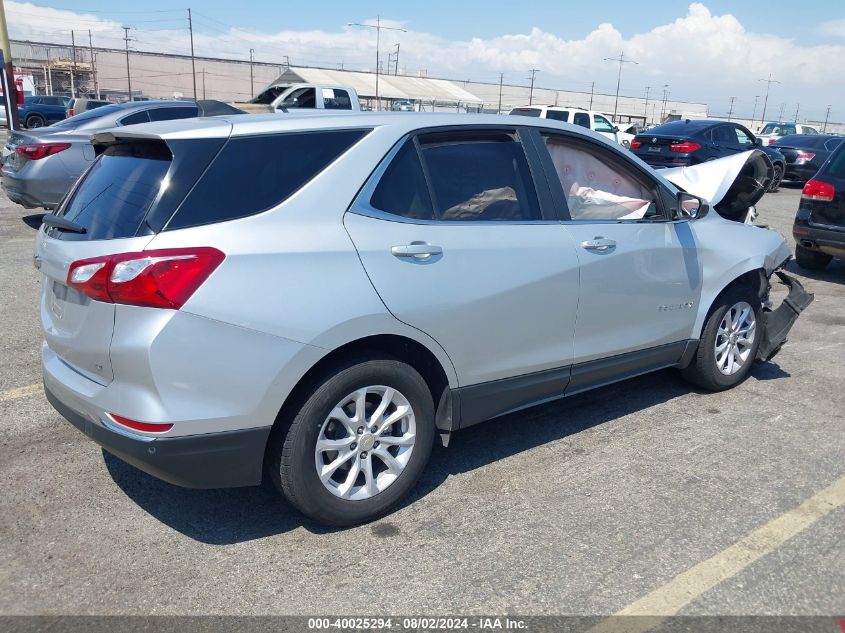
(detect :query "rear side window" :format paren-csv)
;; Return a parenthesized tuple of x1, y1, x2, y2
(546, 110, 569, 122)
(324, 89, 352, 110)
(168, 129, 368, 230)
(59, 142, 171, 240)
(418, 132, 540, 221)
(825, 138, 843, 151)
(824, 146, 845, 178)
(573, 112, 590, 128)
(148, 106, 198, 121)
(370, 141, 434, 220)
(121, 110, 151, 125)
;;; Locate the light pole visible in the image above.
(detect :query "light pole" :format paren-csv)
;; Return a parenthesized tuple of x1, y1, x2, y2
(643, 86, 651, 123)
(528, 68, 539, 105)
(604, 51, 638, 122)
(348, 16, 406, 111)
(122, 25, 135, 101)
(660, 84, 669, 122)
(823, 105, 831, 133)
(751, 95, 760, 128)
(758, 73, 781, 124)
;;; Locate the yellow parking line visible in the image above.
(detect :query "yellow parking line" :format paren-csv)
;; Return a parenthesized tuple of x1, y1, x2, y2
(0, 383, 42, 403)
(587, 473, 845, 633)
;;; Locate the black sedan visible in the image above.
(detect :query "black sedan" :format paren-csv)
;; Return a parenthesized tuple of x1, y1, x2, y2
(772, 134, 844, 184)
(631, 119, 786, 191)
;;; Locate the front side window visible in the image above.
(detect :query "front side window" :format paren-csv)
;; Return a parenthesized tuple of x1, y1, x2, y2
(573, 112, 590, 128)
(593, 115, 614, 133)
(419, 132, 540, 221)
(734, 126, 753, 145)
(280, 87, 316, 109)
(542, 134, 658, 221)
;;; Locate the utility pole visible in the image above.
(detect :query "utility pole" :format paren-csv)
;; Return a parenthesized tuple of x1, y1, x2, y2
(604, 50, 638, 122)
(727, 96, 736, 121)
(0, 0, 20, 128)
(758, 73, 781, 124)
(249, 48, 255, 97)
(643, 85, 651, 122)
(777, 102, 785, 121)
(88, 30, 99, 99)
(348, 16, 406, 111)
(70, 30, 77, 97)
(187, 9, 197, 100)
(394, 42, 400, 75)
(660, 84, 669, 122)
(589, 81, 595, 109)
(793, 103, 800, 123)
(823, 105, 831, 133)
(202, 68, 206, 99)
(122, 26, 134, 101)
(497, 72, 503, 113)
(528, 68, 539, 105)
(751, 95, 760, 128)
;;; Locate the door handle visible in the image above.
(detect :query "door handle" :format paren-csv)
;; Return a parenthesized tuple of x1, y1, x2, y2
(580, 237, 616, 252)
(391, 243, 443, 260)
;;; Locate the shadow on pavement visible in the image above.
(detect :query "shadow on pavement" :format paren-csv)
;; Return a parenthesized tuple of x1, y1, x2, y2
(783, 258, 845, 286)
(105, 368, 710, 545)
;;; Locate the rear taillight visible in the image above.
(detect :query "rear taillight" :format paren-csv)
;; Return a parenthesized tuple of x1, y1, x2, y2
(108, 413, 173, 434)
(669, 141, 701, 153)
(802, 179, 835, 203)
(67, 247, 225, 309)
(67, 109, 75, 117)
(795, 151, 816, 164)
(15, 143, 71, 160)
(629, 138, 642, 150)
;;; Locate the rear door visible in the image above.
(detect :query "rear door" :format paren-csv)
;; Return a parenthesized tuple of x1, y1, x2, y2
(533, 129, 701, 376)
(344, 128, 581, 388)
(36, 142, 175, 383)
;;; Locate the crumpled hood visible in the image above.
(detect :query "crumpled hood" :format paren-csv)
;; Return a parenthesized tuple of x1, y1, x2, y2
(660, 150, 774, 221)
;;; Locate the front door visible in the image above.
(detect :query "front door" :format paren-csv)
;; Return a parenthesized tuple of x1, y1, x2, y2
(534, 130, 702, 370)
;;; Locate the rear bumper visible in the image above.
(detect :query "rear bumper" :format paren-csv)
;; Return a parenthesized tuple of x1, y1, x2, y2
(45, 383, 271, 488)
(793, 221, 845, 258)
(1, 169, 62, 209)
(783, 164, 817, 182)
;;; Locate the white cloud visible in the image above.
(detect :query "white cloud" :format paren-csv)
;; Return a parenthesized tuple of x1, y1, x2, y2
(7, 1, 843, 119)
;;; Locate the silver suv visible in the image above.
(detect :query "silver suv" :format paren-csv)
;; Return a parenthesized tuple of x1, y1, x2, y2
(38, 113, 811, 526)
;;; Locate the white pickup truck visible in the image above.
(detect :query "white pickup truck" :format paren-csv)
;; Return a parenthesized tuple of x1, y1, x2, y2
(234, 82, 362, 114)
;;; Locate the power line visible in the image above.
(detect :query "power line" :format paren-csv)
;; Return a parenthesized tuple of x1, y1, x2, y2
(603, 50, 638, 121)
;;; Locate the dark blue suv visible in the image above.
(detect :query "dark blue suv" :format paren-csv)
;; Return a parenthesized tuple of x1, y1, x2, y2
(631, 119, 786, 191)
(18, 95, 70, 129)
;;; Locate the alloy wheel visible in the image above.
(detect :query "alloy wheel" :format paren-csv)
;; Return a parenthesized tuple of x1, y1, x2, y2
(715, 301, 757, 375)
(314, 385, 416, 500)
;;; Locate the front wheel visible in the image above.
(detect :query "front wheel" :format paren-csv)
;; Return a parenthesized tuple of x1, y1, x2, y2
(25, 114, 45, 129)
(681, 286, 762, 391)
(267, 357, 435, 527)
(768, 164, 783, 192)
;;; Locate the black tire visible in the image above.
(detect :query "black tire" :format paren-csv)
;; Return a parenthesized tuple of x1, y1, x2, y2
(681, 285, 762, 391)
(25, 114, 45, 129)
(768, 164, 783, 192)
(267, 357, 435, 527)
(795, 244, 831, 271)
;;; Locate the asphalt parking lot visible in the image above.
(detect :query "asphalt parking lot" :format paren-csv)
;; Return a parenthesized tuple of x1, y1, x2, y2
(0, 174, 843, 618)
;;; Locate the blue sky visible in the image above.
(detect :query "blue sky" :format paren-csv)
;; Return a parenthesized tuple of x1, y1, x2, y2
(9, 1, 845, 119)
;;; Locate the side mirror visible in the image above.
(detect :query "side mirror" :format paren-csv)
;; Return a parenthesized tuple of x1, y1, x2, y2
(677, 192, 709, 220)
(752, 137, 762, 146)
(613, 126, 619, 132)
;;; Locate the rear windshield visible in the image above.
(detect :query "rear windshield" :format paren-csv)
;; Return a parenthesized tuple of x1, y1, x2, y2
(58, 142, 171, 240)
(52, 103, 123, 128)
(510, 108, 542, 117)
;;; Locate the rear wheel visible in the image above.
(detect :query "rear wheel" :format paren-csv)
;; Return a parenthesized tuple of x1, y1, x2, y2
(795, 245, 831, 271)
(682, 286, 762, 391)
(768, 164, 783, 192)
(25, 114, 45, 129)
(267, 357, 435, 527)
